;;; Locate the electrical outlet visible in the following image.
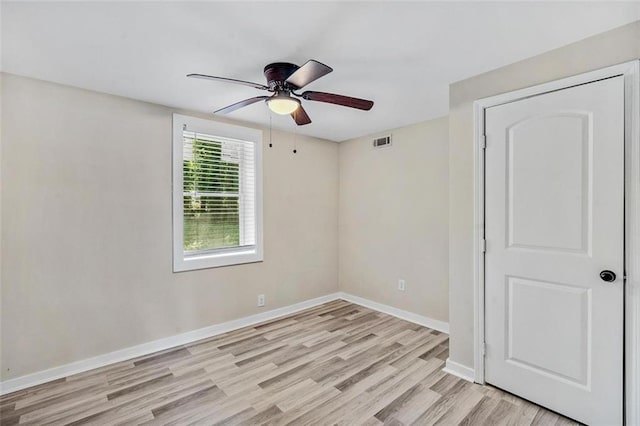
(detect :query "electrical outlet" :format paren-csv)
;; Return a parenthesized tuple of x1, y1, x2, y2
(398, 279, 406, 291)
(257, 294, 265, 307)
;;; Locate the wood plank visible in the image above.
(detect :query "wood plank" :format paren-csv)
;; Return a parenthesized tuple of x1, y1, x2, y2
(0, 302, 579, 426)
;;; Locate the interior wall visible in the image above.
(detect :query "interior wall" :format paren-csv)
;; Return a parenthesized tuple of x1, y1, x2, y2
(448, 20, 640, 368)
(0, 72, 4, 376)
(0, 73, 339, 381)
(339, 117, 449, 322)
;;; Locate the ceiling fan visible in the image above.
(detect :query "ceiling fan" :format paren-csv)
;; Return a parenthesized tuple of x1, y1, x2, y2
(187, 60, 374, 126)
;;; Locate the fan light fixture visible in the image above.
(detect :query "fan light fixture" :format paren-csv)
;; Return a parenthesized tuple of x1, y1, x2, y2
(267, 93, 300, 115)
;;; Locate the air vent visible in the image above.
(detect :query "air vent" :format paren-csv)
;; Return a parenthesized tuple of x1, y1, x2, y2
(373, 135, 392, 148)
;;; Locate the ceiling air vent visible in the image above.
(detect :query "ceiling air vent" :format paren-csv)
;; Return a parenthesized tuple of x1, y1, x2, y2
(373, 135, 392, 148)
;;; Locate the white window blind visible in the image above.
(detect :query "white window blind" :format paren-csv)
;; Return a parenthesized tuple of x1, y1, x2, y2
(173, 114, 263, 272)
(182, 131, 256, 253)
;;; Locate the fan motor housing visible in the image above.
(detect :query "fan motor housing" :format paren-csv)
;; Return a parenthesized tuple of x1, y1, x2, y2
(263, 62, 299, 90)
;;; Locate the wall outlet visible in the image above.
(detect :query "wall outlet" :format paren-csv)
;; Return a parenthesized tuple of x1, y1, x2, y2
(398, 279, 406, 291)
(257, 294, 265, 307)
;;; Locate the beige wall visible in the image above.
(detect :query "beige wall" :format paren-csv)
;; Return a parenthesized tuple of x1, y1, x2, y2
(0, 73, 4, 376)
(339, 117, 449, 322)
(0, 74, 339, 380)
(448, 21, 640, 368)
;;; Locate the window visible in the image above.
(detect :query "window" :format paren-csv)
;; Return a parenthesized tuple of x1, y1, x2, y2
(173, 114, 262, 271)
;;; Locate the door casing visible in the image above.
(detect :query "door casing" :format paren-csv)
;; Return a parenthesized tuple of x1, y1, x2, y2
(472, 60, 640, 425)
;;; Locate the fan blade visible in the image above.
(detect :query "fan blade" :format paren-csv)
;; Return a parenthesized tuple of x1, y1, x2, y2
(214, 96, 269, 114)
(301, 91, 373, 111)
(285, 60, 333, 89)
(291, 105, 312, 126)
(187, 74, 269, 90)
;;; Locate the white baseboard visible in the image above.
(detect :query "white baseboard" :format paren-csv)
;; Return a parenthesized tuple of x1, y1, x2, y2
(443, 358, 475, 383)
(0, 292, 342, 396)
(337, 292, 449, 334)
(1, 291, 451, 396)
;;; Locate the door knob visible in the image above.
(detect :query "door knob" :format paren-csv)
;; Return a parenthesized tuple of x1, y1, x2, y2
(600, 270, 617, 282)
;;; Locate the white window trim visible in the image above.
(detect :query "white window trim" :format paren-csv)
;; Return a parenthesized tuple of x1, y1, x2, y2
(172, 114, 263, 272)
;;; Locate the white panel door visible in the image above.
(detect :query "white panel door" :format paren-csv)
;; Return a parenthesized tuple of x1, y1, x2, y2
(484, 76, 624, 425)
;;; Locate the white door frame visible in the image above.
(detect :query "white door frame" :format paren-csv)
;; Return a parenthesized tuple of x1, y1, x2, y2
(473, 60, 640, 424)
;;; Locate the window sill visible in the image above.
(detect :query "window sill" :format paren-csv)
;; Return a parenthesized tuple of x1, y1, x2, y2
(173, 248, 263, 272)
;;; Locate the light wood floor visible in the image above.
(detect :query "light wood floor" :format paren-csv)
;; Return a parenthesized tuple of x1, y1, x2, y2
(1, 300, 579, 425)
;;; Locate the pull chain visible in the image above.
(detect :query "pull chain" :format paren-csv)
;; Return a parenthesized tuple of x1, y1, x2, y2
(293, 126, 297, 154)
(269, 113, 273, 148)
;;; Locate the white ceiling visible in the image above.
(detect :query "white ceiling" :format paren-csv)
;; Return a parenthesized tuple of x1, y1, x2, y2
(2, 2, 638, 142)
